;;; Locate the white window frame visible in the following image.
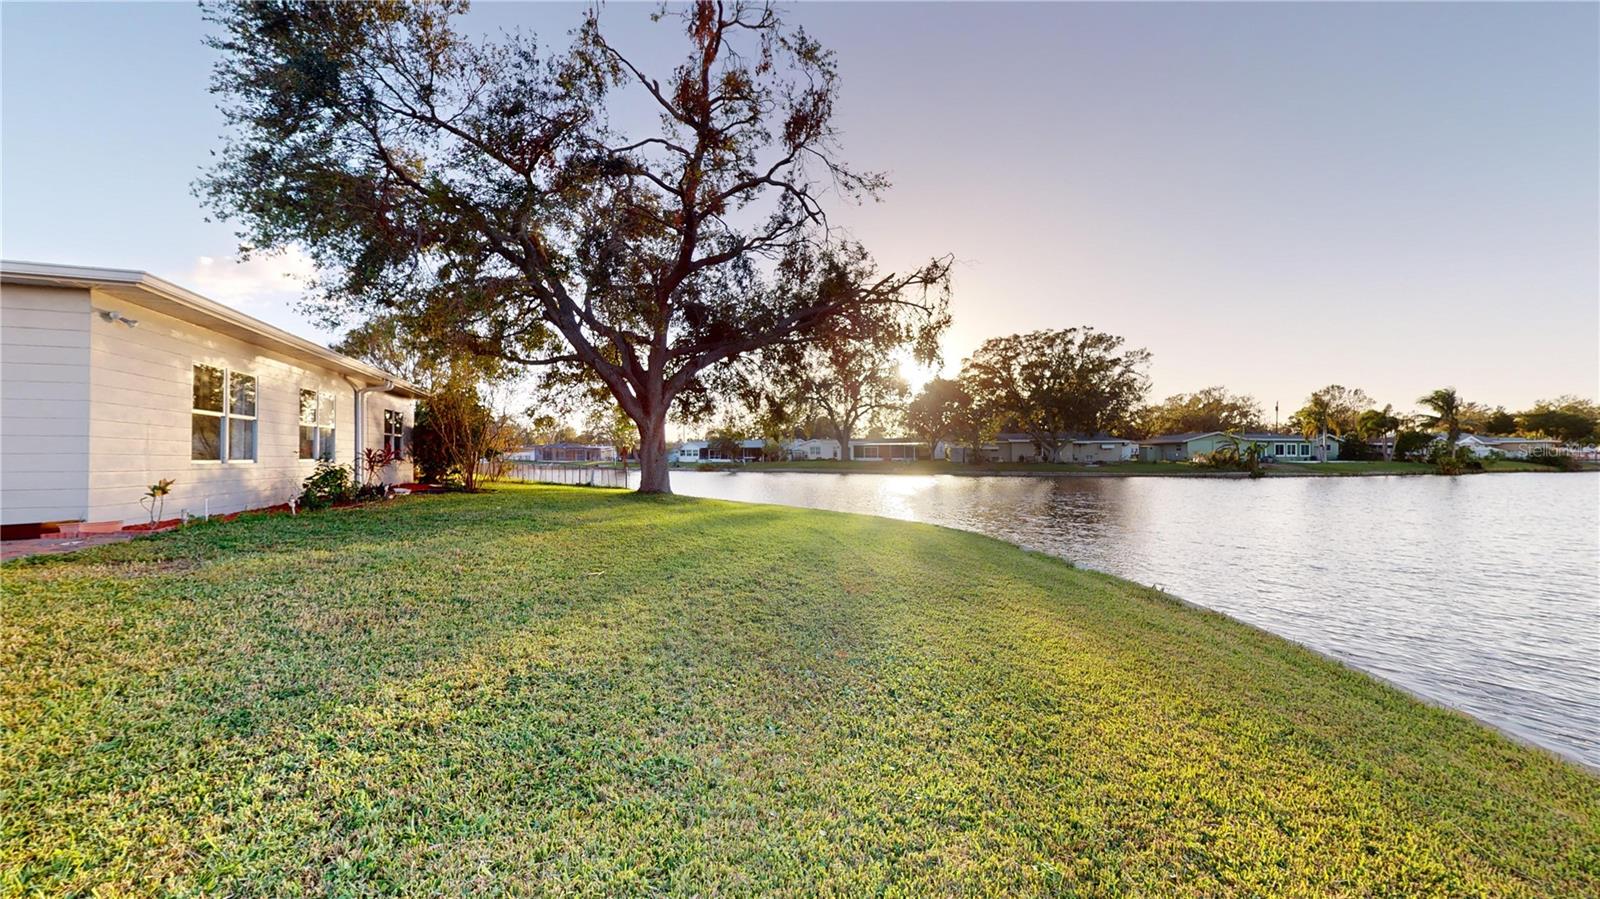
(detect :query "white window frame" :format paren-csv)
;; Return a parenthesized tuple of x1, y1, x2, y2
(192, 364, 257, 464)
(382, 409, 405, 458)
(299, 389, 338, 462)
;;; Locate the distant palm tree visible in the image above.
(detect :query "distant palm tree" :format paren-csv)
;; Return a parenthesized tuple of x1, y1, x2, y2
(1417, 388, 1465, 452)
(1357, 404, 1402, 461)
(1296, 394, 1335, 461)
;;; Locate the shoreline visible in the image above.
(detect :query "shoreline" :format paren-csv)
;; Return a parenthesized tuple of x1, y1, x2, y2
(641, 478, 1600, 772)
(667, 461, 1584, 479)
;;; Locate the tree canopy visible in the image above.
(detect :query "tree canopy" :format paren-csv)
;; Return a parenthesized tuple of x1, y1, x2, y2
(959, 328, 1149, 460)
(200, 0, 950, 492)
(1517, 396, 1599, 443)
(1136, 387, 1264, 438)
(905, 377, 971, 457)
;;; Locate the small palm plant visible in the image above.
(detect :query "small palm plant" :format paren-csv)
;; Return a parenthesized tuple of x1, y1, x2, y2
(140, 478, 175, 525)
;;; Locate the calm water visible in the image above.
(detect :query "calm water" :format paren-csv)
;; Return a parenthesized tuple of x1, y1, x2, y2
(650, 470, 1600, 768)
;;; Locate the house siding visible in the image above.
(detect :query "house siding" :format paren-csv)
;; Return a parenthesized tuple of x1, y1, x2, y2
(0, 284, 91, 524)
(62, 289, 415, 525)
(362, 392, 416, 485)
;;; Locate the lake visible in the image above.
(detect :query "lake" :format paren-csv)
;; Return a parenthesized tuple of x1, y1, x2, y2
(649, 469, 1600, 768)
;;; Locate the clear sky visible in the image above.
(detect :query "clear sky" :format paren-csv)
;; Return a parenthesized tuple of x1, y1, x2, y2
(3, 1, 1596, 418)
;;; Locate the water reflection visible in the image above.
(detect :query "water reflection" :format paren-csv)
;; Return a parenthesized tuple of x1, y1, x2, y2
(654, 469, 1600, 768)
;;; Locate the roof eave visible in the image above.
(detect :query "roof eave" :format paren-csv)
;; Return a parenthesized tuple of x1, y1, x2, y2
(2, 260, 427, 398)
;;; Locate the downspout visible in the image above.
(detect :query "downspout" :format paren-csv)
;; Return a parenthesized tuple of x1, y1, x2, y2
(346, 377, 396, 486)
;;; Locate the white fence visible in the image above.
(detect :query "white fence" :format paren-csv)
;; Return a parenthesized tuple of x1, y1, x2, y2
(499, 461, 631, 489)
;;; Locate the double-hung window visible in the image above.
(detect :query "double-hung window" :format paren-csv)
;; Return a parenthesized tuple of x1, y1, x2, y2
(299, 389, 337, 461)
(192, 364, 256, 462)
(382, 409, 405, 458)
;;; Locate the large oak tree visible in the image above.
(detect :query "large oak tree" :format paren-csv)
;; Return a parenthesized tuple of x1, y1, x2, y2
(1136, 386, 1264, 438)
(960, 328, 1149, 461)
(200, 0, 950, 492)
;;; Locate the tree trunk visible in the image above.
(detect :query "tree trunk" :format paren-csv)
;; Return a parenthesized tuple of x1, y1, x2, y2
(636, 414, 671, 494)
(838, 427, 853, 462)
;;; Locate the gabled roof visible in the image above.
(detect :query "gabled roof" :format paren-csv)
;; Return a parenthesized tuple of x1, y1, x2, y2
(2, 260, 425, 397)
(1461, 434, 1552, 445)
(994, 431, 1136, 444)
(1140, 431, 1213, 445)
(1142, 430, 1319, 444)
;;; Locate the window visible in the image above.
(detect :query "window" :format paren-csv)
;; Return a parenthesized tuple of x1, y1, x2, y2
(382, 409, 405, 458)
(1274, 444, 1284, 457)
(299, 389, 336, 461)
(192, 364, 256, 462)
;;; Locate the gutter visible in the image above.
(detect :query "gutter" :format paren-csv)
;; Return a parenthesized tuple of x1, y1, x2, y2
(347, 377, 396, 485)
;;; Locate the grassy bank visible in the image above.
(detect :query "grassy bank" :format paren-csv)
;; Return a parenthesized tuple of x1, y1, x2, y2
(712, 458, 1557, 477)
(3, 486, 1595, 896)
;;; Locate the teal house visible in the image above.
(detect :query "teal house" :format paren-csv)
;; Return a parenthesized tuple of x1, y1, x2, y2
(1139, 431, 1340, 463)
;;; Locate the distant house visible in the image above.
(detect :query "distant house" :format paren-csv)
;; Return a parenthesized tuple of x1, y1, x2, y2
(1455, 434, 1558, 459)
(1140, 431, 1339, 462)
(736, 439, 767, 463)
(667, 440, 708, 463)
(511, 443, 616, 463)
(941, 433, 1138, 464)
(783, 437, 841, 460)
(848, 438, 929, 461)
(667, 439, 747, 464)
(1068, 437, 1140, 464)
(0, 261, 423, 537)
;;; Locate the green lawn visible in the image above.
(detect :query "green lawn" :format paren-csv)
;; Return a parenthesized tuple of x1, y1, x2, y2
(3, 486, 1595, 896)
(721, 458, 1560, 477)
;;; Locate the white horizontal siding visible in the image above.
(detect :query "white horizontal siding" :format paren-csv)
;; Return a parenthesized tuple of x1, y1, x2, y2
(0, 284, 90, 523)
(82, 290, 410, 524)
(363, 392, 416, 485)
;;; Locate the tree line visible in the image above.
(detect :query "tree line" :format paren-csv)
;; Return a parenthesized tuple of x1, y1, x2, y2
(200, 1, 1596, 490)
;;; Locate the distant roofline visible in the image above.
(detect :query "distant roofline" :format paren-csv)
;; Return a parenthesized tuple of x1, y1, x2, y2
(1142, 431, 1323, 444)
(1, 260, 426, 397)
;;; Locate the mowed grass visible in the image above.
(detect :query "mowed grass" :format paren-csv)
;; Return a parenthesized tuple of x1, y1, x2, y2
(3, 486, 1596, 897)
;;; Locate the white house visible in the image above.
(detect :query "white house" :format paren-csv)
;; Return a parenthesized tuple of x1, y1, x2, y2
(668, 440, 708, 463)
(1, 261, 424, 537)
(783, 437, 841, 460)
(1454, 434, 1558, 459)
(510, 443, 617, 463)
(848, 438, 928, 461)
(941, 432, 1139, 464)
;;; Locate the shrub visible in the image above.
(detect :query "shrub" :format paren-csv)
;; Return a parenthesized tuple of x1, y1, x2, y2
(1429, 444, 1483, 476)
(1337, 434, 1383, 461)
(1191, 439, 1263, 477)
(1394, 430, 1436, 462)
(300, 461, 355, 510)
(362, 447, 397, 483)
(410, 406, 452, 484)
(1525, 448, 1580, 471)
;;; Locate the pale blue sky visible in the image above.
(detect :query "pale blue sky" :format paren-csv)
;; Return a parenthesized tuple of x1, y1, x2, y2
(3, 1, 1596, 415)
